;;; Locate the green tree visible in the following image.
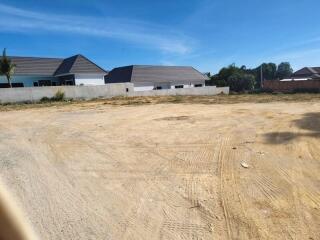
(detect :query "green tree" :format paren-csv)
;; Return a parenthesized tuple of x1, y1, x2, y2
(0, 49, 16, 88)
(276, 62, 293, 79)
(261, 63, 277, 80)
(207, 74, 228, 87)
(254, 63, 277, 87)
(227, 72, 255, 92)
(207, 63, 241, 87)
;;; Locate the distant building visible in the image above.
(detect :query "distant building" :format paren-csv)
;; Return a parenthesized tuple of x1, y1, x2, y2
(0, 54, 108, 87)
(105, 65, 208, 91)
(288, 67, 320, 80)
(264, 66, 320, 92)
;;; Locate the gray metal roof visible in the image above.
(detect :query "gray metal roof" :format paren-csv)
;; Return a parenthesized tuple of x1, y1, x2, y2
(9, 55, 107, 76)
(54, 55, 107, 76)
(106, 65, 209, 84)
(10, 57, 63, 76)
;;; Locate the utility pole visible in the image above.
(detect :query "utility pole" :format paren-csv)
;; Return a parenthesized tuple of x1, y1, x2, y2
(260, 64, 263, 89)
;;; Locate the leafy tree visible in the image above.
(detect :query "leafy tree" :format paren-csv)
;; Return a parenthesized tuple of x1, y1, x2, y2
(251, 63, 277, 88)
(207, 74, 228, 87)
(260, 63, 277, 80)
(207, 63, 240, 87)
(207, 61, 292, 90)
(227, 72, 255, 92)
(218, 63, 239, 80)
(0, 49, 15, 88)
(276, 62, 293, 79)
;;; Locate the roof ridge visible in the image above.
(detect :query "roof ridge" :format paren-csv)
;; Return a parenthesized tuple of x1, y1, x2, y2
(132, 65, 193, 68)
(65, 55, 81, 74)
(307, 67, 318, 74)
(9, 56, 63, 60)
(70, 54, 108, 74)
(54, 55, 78, 76)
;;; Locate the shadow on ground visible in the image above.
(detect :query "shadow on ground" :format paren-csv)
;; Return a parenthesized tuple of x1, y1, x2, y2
(264, 112, 320, 144)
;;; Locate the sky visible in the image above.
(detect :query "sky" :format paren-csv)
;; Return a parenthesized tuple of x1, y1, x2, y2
(0, 0, 319, 73)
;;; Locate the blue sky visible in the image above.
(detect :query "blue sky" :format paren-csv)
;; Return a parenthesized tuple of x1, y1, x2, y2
(0, 0, 319, 73)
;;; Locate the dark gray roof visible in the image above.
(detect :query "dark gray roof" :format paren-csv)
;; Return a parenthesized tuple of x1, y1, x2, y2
(8, 55, 107, 76)
(10, 57, 63, 76)
(292, 67, 320, 78)
(106, 65, 209, 84)
(105, 66, 133, 83)
(54, 55, 107, 76)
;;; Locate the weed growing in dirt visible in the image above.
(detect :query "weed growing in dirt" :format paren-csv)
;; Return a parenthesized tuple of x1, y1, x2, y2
(40, 90, 65, 102)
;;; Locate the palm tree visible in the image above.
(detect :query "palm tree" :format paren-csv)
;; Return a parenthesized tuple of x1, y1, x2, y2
(0, 48, 16, 88)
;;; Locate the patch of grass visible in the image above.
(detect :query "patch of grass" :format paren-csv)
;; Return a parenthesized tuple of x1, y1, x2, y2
(52, 89, 65, 101)
(168, 95, 183, 103)
(101, 93, 320, 106)
(40, 97, 51, 102)
(0, 93, 319, 112)
(40, 90, 65, 103)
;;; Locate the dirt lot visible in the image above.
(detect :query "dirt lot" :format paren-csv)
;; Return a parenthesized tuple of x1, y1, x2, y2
(0, 96, 319, 239)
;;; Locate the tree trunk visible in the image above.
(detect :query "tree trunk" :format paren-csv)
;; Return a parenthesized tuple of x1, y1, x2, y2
(6, 75, 12, 88)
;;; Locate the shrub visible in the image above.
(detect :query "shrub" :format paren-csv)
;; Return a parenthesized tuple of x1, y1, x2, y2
(292, 88, 320, 94)
(227, 73, 255, 92)
(40, 96, 50, 102)
(40, 90, 65, 103)
(248, 88, 273, 94)
(52, 89, 65, 101)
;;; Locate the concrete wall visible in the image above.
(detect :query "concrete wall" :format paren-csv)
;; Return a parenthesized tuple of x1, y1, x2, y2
(129, 86, 229, 97)
(0, 83, 228, 104)
(0, 83, 133, 103)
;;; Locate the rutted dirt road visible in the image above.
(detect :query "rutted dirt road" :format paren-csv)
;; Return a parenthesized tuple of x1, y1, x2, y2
(0, 101, 319, 239)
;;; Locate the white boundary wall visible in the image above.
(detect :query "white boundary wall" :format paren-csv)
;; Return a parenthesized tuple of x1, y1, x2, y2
(0, 83, 133, 103)
(0, 84, 229, 103)
(129, 86, 229, 97)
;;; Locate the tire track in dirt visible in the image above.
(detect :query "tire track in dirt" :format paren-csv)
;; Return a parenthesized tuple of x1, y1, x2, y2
(218, 133, 262, 239)
(217, 136, 232, 239)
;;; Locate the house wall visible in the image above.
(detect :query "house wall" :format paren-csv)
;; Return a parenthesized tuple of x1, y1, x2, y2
(133, 82, 171, 91)
(133, 81, 205, 92)
(74, 74, 105, 86)
(0, 76, 59, 87)
(170, 83, 205, 89)
(134, 85, 154, 91)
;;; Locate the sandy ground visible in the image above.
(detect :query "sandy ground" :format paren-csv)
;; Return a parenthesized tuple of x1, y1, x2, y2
(0, 100, 319, 239)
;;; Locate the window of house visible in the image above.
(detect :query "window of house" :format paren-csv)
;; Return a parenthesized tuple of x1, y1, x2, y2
(33, 82, 39, 87)
(175, 85, 184, 89)
(0, 83, 24, 88)
(155, 86, 162, 90)
(194, 84, 203, 87)
(0, 84, 9, 88)
(65, 80, 74, 86)
(38, 80, 52, 86)
(12, 83, 24, 88)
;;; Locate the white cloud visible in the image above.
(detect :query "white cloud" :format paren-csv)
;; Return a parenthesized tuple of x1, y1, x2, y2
(0, 3, 192, 55)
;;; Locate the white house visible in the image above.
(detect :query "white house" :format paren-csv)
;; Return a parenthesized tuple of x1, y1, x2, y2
(105, 65, 208, 91)
(0, 54, 108, 87)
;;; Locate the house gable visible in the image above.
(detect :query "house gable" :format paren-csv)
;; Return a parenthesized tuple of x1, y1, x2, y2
(54, 55, 107, 76)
